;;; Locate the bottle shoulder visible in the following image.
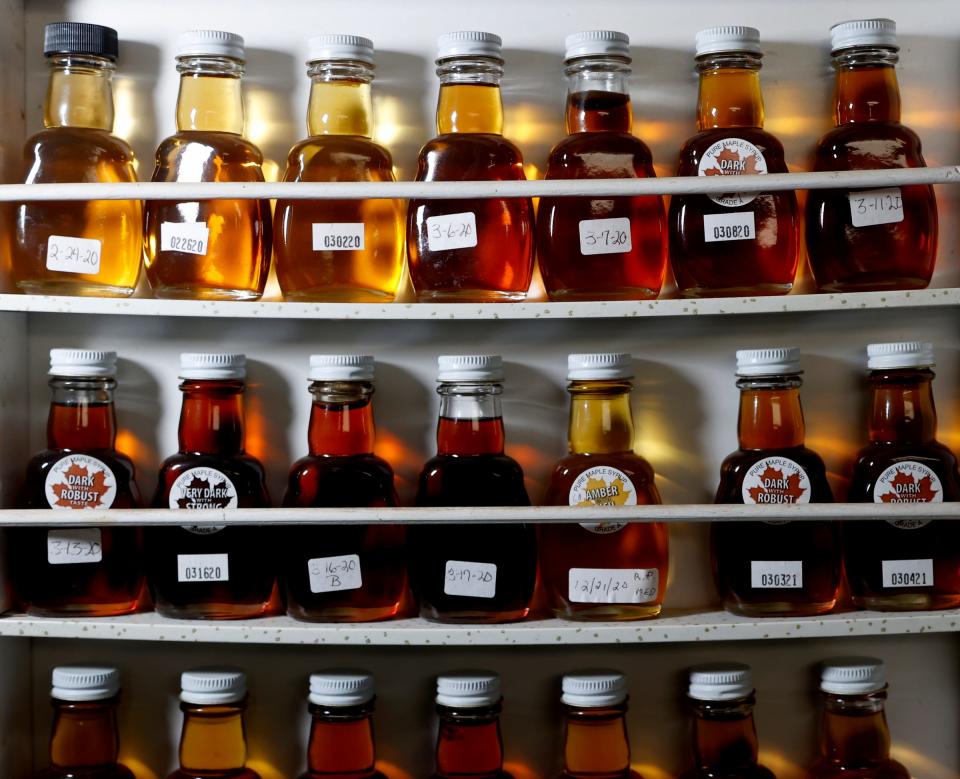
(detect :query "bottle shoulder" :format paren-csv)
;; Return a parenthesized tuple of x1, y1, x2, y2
(23, 128, 137, 178)
(716, 446, 834, 503)
(153, 132, 265, 180)
(545, 133, 655, 179)
(813, 123, 926, 168)
(677, 128, 787, 169)
(284, 135, 395, 178)
(417, 133, 526, 177)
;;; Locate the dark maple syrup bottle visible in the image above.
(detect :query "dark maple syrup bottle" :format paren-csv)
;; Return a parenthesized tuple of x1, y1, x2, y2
(809, 658, 910, 779)
(37, 666, 134, 779)
(713, 348, 841, 616)
(410, 356, 536, 623)
(169, 669, 261, 779)
(14, 349, 145, 617)
(540, 354, 667, 620)
(681, 665, 776, 779)
(537, 31, 667, 301)
(844, 342, 960, 611)
(806, 20, 937, 292)
(406, 32, 534, 301)
(668, 27, 799, 297)
(147, 353, 277, 619)
(283, 355, 406, 622)
(299, 670, 389, 779)
(432, 672, 512, 779)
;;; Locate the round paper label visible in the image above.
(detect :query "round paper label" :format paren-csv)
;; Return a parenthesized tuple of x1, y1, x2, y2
(697, 137, 768, 207)
(169, 467, 238, 510)
(874, 461, 942, 528)
(570, 465, 637, 534)
(741, 457, 811, 505)
(45, 454, 117, 510)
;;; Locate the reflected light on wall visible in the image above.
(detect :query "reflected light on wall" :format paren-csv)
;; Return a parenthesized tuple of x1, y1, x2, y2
(112, 78, 138, 146)
(891, 745, 955, 779)
(503, 761, 540, 779)
(634, 119, 683, 145)
(116, 429, 150, 468)
(902, 109, 960, 131)
(373, 96, 406, 147)
(631, 763, 672, 779)
(524, 162, 540, 180)
(261, 159, 280, 182)
(377, 760, 415, 779)
(117, 756, 160, 779)
(245, 759, 286, 779)
(505, 105, 556, 147)
(757, 749, 804, 779)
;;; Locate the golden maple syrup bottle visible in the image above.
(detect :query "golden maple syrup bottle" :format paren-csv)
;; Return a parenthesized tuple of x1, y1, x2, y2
(37, 666, 134, 779)
(538, 31, 667, 301)
(144, 30, 271, 300)
(275, 36, 404, 302)
(12, 23, 142, 297)
(169, 669, 261, 779)
(668, 27, 799, 297)
(806, 20, 937, 292)
(845, 342, 960, 611)
(540, 354, 667, 620)
(809, 658, 910, 779)
(713, 348, 841, 616)
(14, 349, 145, 617)
(407, 32, 534, 302)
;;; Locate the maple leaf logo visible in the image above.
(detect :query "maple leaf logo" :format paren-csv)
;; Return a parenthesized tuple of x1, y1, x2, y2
(879, 469, 939, 503)
(716, 146, 742, 167)
(577, 476, 632, 507)
(747, 466, 807, 504)
(176, 475, 235, 509)
(52, 462, 110, 509)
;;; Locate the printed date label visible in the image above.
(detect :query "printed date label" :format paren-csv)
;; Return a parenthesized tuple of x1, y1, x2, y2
(578, 217, 632, 255)
(177, 553, 229, 583)
(750, 560, 803, 589)
(568, 567, 658, 604)
(308, 554, 363, 594)
(47, 529, 103, 565)
(443, 560, 496, 599)
(703, 211, 756, 243)
(426, 212, 478, 251)
(882, 558, 933, 588)
(848, 187, 904, 228)
(312, 222, 365, 252)
(160, 221, 210, 255)
(46, 235, 102, 275)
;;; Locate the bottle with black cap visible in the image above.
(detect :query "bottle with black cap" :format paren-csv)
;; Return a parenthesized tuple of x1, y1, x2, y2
(432, 672, 511, 779)
(12, 22, 142, 297)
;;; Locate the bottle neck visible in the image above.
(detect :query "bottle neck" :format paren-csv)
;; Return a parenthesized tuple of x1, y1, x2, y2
(307, 61, 374, 137)
(833, 47, 901, 125)
(696, 52, 764, 130)
(179, 702, 247, 772)
(436, 704, 504, 777)
(563, 704, 630, 778)
(176, 56, 245, 134)
(47, 377, 117, 450)
(44, 54, 116, 130)
(564, 57, 633, 133)
(178, 380, 246, 455)
(308, 381, 376, 456)
(437, 383, 505, 455)
(49, 699, 120, 769)
(307, 704, 377, 778)
(868, 368, 937, 444)
(568, 381, 635, 454)
(737, 376, 806, 450)
(690, 698, 759, 772)
(820, 691, 891, 767)
(436, 56, 504, 134)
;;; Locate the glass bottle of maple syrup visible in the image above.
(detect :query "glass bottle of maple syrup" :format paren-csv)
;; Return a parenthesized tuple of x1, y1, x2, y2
(809, 658, 910, 779)
(559, 671, 641, 779)
(681, 664, 775, 779)
(147, 353, 278, 619)
(806, 20, 937, 292)
(144, 30, 271, 300)
(14, 349, 145, 617)
(12, 23, 142, 297)
(845, 342, 960, 611)
(407, 32, 534, 302)
(283, 355, 406, 622)
(410, 356, 536, 623)
(432, 672, 511, 779)
(169, 669, 261, 779)
(37, 666, 134, 779)
(538, 31, 667, 301)
(713, 348, 841, 616)
(275, 36, 404, 302)
(540, 354, 667, 620)
(299, 670, 389, 779)
(668, 27, 799, 297)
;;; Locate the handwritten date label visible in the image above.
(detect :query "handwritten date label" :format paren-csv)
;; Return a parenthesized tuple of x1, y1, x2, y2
(443, 560, 497, 599)
(578, 217, 632, 255)
(703, 211, 756, 243)
(161, 222, 210, 255)
(568, 567, 658, 604)
(426, 212, 478, 252)
(46, 235, 102, 275)
(177, 553, 229, 583)
(882, 558, 933, 588)
(848, 187, 904, 228)
(47, 529, 103, 565)
(312, 222, 365, 252)
(750, 560, 803, 589)
(308, 554, 363, 594)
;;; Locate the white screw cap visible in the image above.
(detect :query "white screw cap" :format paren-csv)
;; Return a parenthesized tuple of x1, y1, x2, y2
(181, 668, 247, 705)
(308, 34, 374, 65)
(437, 355, 504, 382)
(695, 26, 762, 57)
(821, 657, 886, 695)
(867, 341, 934, 370)
(309, 354, 375, 381)
(562, 670, 627, 707)
(736, 347, 802, 377)
(565, 30, 630, 61)
(688, 663, 754, 701)
(309, 670, 375, 706)
(831, 19, 898, 53)
(436, 671, 501, 707)
(176, 29, 245, 60)
(49, 348, 117, 378)
(437, 31, 502, 61)
(52, 665, 120, 702)
(180, 353, 246, 381)
(568, 353, 633, 381)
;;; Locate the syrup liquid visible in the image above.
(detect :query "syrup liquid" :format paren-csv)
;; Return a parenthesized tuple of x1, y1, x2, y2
(559, 702, 642, 779)
(37, 697, 135, 779)
(299, 702, 388, 779)
(433, 703, 513, 779)
(168, 702, 261, 779)
(680, 698, 775, 779)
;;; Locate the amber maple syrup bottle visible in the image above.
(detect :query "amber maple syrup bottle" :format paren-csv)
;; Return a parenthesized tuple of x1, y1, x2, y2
(144, 30, 271, 300)
(558, 671, 642, 779)
(432, 672, 512, 779)
(299, 670, 389, 779)
(681, 665, 776, 779)
(538, 31, 667, 301)
(845, 342, 960, 611)
(809, 658, 910, 779)
(540, 354, 667, 620)
(37, 666, 134, 779)
(668, 27, 798, 297)
(713, 348, 841, 616)
(147, 354, 277, 619)
(806, 20, 937, 292)
(407, 32, 534, 302)
(410, 356, 536, 623)
(12, 23, 141, 297)
(275, 36, 404, 302)
(14, 349, 145, 616)
(283, 355, 406, 622)
(169, 669, 261, 779)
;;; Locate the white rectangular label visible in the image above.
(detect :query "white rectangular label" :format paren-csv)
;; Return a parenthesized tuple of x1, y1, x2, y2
(177, 553, 229, 583)
(312, 222, 365, 252)
(308, 554, 362, 594)
(848, 187, 904, 227)
(46, 235, 102, 275)
(882, 558, 934, 588)
(703, 211, 756, 243)
(443, 560, 496, 599)
(568, 567, 659, 604)
(578, 217, 632, 255)
(161, 221, 210, 255)
(426, 212, 478, 251)
(750, 560, 803, 589)
(47, 529, 102, 565)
